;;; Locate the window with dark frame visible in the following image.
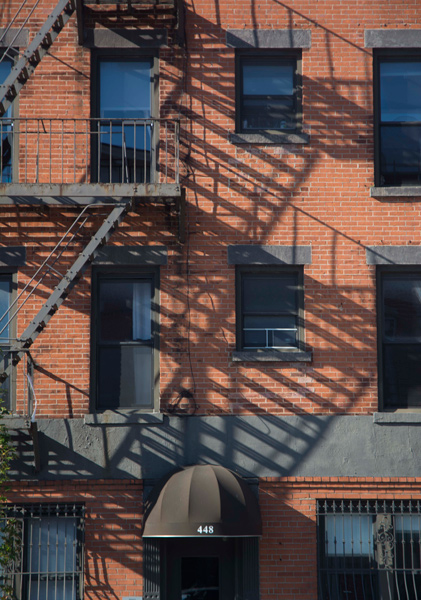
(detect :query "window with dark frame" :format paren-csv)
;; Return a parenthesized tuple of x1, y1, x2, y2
(236, 267, 304, 351)
(0, 56, 14, 183)
(317, 499, 421, 600)
(378, 269, 421, 410)
(0, 273, 13, 409)
(236, 51, 301, 133)
(375, 51, 421, 187)
(92, 269, 158, 411)
(0, 503, 84, 600)
(92, 53, 155, 184)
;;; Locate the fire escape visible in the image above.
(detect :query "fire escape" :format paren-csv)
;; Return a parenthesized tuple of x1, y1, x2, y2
(0, 0, 184, 470)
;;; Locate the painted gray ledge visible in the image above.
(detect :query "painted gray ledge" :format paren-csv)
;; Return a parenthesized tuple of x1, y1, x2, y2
(229, 132, 309, 145)
(373, 412, 421, 424)
(232, 350, 312, 362)
(7, 415, 421, 481)
(228, 245, 312, 265)
(366, 246, 421, 265)
(85, 411, 164, 425)
(226, 29, 311, 49)
(0, 28, 29, 47)
(0, 246, 26, 267)
(365, 29, 421, 48)
(371, 186, 421, 197)
(84, 28, 168, 48)
(93, 245, 168, 266)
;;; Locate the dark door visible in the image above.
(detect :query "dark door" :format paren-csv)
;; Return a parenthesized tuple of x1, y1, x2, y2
(164, 538, 237, 600)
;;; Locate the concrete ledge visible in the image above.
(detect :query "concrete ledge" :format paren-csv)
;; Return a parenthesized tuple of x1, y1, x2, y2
(228, 245, 312, 265)
(373, 412, 421, 424)
(0, 28, 29, 47)
(93, 246, 168, 266)
(229, 132, 308, 145)
(84, 28, 167, 48)
(226, 29, 311, 49)
(2, 416, 31, 430)
(232, 350, 312, 362)
(366, 245, 421, 265)
(365, 29, 421, 48)
(371, 186, 421, 198)
(84, 411, 164, 426)
(0, 246, 26, 267)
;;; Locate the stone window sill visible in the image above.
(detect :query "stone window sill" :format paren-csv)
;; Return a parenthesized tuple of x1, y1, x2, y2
(373, 411, 421, 424)
(232, 350, 312, 362)
(84, 411, 164, 426)
(229, 132, 309, 145)
(371, 186, 421, 198)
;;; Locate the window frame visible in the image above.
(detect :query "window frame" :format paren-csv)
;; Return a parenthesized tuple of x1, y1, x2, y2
(377, 266, 421, 411)
(235, 265, 305, 352)
(0, 503, 85, 600)
(0, 50, 19, 183)
(0, 270, 17, 411)
(90, 48, 159, 184)
(373, 49, 421, 187)
(235, 49, 303, 135)
(90, 267, 160, 413)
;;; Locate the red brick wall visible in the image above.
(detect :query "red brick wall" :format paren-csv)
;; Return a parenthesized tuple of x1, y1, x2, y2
(1, 1, 421, 416)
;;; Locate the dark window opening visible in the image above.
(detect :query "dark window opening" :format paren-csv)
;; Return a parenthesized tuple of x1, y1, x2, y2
(0, 57, 13, 183)
(0, 273, 12, 409)
(236, 267, 304, 351)
(92, 269, 158, 411)
(93, 56, 155, 184)
(318, 499, 421, 600)
(236, 52, 301, 133)
(375, 52, 421, 187)
(378, 269, 421, 409)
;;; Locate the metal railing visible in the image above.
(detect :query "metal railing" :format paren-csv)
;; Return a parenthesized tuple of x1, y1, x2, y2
(0, 117, 180, 185)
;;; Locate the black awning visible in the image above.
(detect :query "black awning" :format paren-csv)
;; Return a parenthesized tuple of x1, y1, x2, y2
(143, 464, 262, 537)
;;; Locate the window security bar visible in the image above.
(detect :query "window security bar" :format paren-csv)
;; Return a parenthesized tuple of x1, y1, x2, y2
(317, 499, 421, 600)
(0, 117, 180, 185)
(0, 503, 84, 600)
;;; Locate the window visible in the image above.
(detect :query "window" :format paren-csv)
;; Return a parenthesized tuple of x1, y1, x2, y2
(0, 56, 13, 183)
(378, 269, 421, 409)
(236, 51, 302, 133)
(318, 499, 421, 600)
(375, 51, 421, 186)
(0, 273, 13, 409)
(0, 503, 84, 600)
(236, 267, 304, 351)
(92, 52, 156, 184)
(91, 269, 159, 411)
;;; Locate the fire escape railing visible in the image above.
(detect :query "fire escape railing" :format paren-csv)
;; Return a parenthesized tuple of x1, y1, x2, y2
(0, 117, 180, 185)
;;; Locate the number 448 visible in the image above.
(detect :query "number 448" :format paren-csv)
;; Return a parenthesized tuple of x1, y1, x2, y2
(197, 525, 214, 534)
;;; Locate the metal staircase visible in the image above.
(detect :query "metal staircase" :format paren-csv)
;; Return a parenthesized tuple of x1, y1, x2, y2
(0, 0, 76, 117)
(0, 202, 130, 387)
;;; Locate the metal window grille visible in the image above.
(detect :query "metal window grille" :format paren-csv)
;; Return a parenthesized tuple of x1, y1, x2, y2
(317, 499, 421, 600)
(0, 503, 84, 600)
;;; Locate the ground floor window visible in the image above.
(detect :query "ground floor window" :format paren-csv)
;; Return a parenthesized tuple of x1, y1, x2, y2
(318, 499, 421, 600)
(0, 503, 84, 600)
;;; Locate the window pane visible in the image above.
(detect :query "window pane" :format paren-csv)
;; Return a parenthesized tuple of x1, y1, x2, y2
(99, 280, 152, 342)
(380, 124, 421, 186)
(244, 315, 297, 348)
(325, 515, 374, 557)
(243, 63, 294, 96)
(29, 518, 77, 573)
(383, 345, 421, 408)
(242, 97, 295, 130)
(0, 278, 11, 340)
(383, 276, 421, 340)
(243, 275, 297, 314)
(98, 346, 153, 408)
(0, 59, 12, 183)
(99, 60, 152, 119)
(380, 61, 421, 122)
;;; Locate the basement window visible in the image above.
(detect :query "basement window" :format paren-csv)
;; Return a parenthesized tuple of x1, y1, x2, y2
(318, 499, 421, 600)
(0, 503, 84, 600)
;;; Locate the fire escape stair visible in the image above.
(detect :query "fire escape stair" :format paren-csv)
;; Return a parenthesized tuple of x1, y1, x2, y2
(0, 202, 130, 387)
(0, 0, 76, 117)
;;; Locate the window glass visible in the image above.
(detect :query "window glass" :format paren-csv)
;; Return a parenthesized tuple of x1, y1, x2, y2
(243, 63, 294, 96)
(99, 280, 152, 342)
(99, 60, 151, 119)
(0, 58, 13, 183)
(0, 277, 11, 340)
(380, 62, 421, 122)
(239, 270, 301, 350)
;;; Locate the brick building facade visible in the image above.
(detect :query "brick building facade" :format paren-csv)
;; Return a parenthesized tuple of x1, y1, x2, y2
(1, 0, 421, 599)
